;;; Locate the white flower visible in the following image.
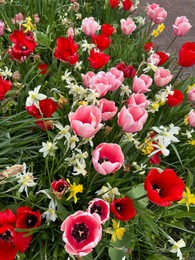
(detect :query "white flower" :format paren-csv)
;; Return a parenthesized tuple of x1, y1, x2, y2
(181, 129, 194, 139)
(54, 123, 71, 141)
(0, 66, 12, 78)
(153, 124, 180, 147)
(81, 39, 95, 52)
(120, 84, 132, 98)
(68, 135, 79, 150)
(61, 69, 75, 84)
(132, 162, 147, 175)
(42, 199, 58, 224)
(72, 159, 87, 177)
(26, 85, 47, 108)
(168, 236, 186, 260)
(96, 183, 120, 201)
(85, 89, 100, 105)
(134, 16, 145, 26)
(39, 141, 58, 158)
(17, 163, 37, 196)
(74, 61, 83, 71)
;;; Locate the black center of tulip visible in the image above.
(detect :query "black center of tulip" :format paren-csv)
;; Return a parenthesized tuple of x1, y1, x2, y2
(90, 204, 102, 215)
(21, 46, 27, 51)
(0, 230, 11, 241)
(98, 157, 109, 164)
(115, 203, 122, 212)
(72, 223, 89, 242)
(26, 215, 37, 228)
(57, 185, 64, 192)
(152, 184, 163, 196)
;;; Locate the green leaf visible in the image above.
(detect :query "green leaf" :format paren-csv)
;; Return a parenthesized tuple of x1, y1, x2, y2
(146, 255, 171, 260)
(126, 183, 148, 208)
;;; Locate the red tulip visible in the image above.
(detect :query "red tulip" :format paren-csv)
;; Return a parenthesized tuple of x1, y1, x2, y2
(167, 89, 184, 107)
(109, 0, 119, 9)
(54, 36, 78, 65)
(156, 51, 169, 65)
(26, 98, 57, 118)
(0, 75, 12, 100)
(88, 49, 110, 69)
(101, 24, 115, 36)
(92, 34, 112, 51)
(87, 198, 110, 224)
(144, 168, 185, 207)
(122, 0, 133, 11)
(178, 42, 195, 67)
(110, 197, 136, 221)
(16, 206, 41, 229)
(51, 179, 69, 199)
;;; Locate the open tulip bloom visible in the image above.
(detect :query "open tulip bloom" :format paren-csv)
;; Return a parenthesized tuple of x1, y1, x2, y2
(0, 1, 195, 259)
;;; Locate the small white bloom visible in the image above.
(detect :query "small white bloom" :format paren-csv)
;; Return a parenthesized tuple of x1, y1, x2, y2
(42, 199, 58, 224)
(39, 141, 57, 158)
(120, 84, 132, 98)
(134, 16, 145, 26)
(168, 236, 186, 260)
(181, 129, 194, 139)
(17, 163, 36, 196)
(72, 159, 87, 177)
(96, 183, 120, 201)
(0, 66, 12, 78)
(61, 69, 75, 84)
(75, 13, 82, 20)
(132, 162, 147, 175)
(81, 39, 95, 52)
(68, 135, 79, 149)
(74, 61, 83, 71)
(26, 85, 47, 108)
(85, 89, 100, 105)
(54, 123, 71, 141)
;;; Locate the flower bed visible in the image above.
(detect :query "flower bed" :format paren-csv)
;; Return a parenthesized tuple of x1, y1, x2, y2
(0, 1, 195, 259)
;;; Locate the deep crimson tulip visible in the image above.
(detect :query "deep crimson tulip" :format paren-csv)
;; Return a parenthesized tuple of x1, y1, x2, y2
(149, 151, 162, 165)
(109, 0, 119, 8)
(54, 36, 78, 65)
(92, 34, 112, 51)
(115, 62, 136, 78)
(122, 0, 133, 11)
(51, 179, 69, 199)
(87, 198, 110, 224)
(144, 168, 185, 207)
(0, 75, 12, 100)
(178, 42, 195, 67)
(8, 30, 36, 61)
(26, 98, 57, 118)
(144, 42, 154, 52)
(16, 206, 41, 229)
(110, 197, 136, 221)
(88, 49, 110, 69)
(101, 24, 115, 37)
(167, 89, 184, 107)
(156, 51, 169, 65)
(38, 63, 49, 75)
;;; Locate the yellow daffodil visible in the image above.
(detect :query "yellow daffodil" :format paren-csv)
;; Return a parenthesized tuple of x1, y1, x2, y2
(23, 17, 36, 32)
(105, 219, 125, 242)
(66, 179, 83, 204)
(151, 29, 159, 37)
(178, 187, 195, 211)
(157, 23, 165, 33)
(184, 115, 189, 125)
(141, 141, 154, 155)
(187, 139, 195, 146)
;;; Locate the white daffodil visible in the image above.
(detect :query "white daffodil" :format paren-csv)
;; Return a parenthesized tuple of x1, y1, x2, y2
(42, 199, 58, 224)
(168, 236, 186, 260)
(54, 123, 71, 141)
(68, 135, 79, 150)
(120, 84, 132, 98)
(153, 124, 180, 147)
(81, 39, 95, 52)
(61, 69, 75, 84)
(26, 85, 47, 108)
(96, 183, 120, 201)
(0, 66, 12, 78)
(74, 61, 83, 71)
(39, 141, 57, 158)
(17, 163, 37, 196)
(72, 159, 87, 177)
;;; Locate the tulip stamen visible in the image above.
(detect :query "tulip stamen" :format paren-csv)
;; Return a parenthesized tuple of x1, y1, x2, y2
(0, 230, 12, 242)
(72, 223, 89, 242)
(152, 184, 163, 196)
(115, 203, 122, 212)
(26, 215, 37, 228)
(90, 205, 102, 215)
(98, 157, 109, 164)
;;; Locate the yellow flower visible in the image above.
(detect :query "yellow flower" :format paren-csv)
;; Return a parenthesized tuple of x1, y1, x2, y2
(105, 219, 125, 242)
(157, 23, 165, 33)
(184, 115, 189, 125)
(78, 101, 88, 106)
(151, 29, 159, 37)
(178, 187, 195, 211)
(66, 179, 83, 204)
(187, 83, 195, 93)
(141, 141, 154, 155)
(23, 17, 36, 32)
(187, 139, 195, 146)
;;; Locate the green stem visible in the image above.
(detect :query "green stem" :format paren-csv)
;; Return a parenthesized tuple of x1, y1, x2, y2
(165, 35, 177, 52)
(134, 194, 148, 201)
(172, 66, 184, 85)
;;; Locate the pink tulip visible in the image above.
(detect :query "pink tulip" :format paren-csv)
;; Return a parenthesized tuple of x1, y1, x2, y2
(132, 74, 153, 93)
(67, 27, 75, 37)
(188, 110, 195, 127)
(127, 93, 150, 108)
(81, 17, 100, 36)
(82, 71, 95, 87)
(154, 67, 173, 87)
(188, 88, 195, 102)
(88, 72, 112, 97)
(118, 106, 148, 133)
(107, 67, 124, 92)
(87, 198, 110, 224)
(61, 211, 102, 257)
(120, 17, 136, 36)
(98, 98, 118, 121)
(147, 3, 167, 24)
(147, 53, 160, 66)
(173, 16, 192, 37)
(92, 143, 124, 175)
(0, 20, 4, 36)
(68, 105, 102, 138)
